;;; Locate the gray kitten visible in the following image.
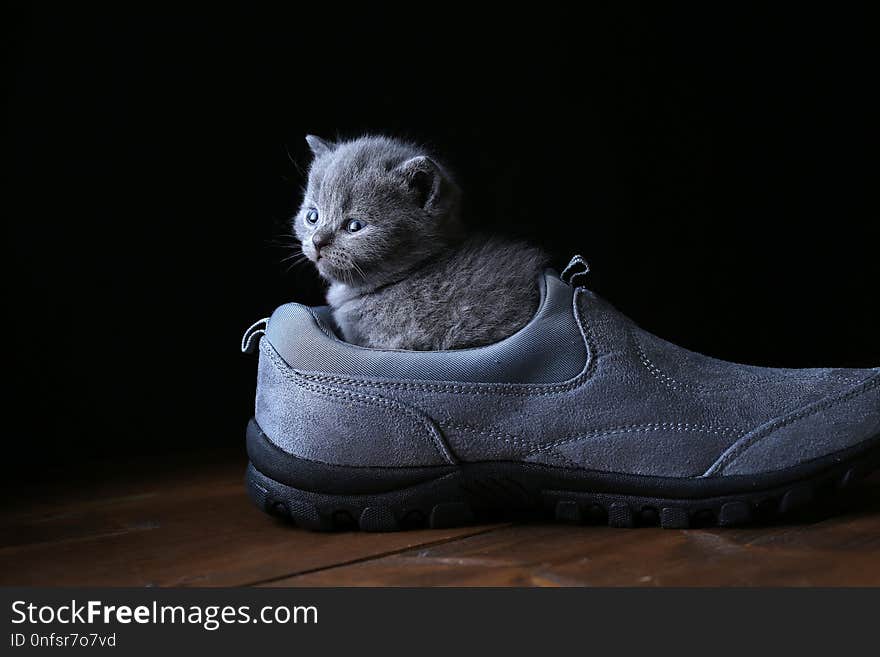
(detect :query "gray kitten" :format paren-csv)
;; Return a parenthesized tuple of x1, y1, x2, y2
(294, 134, 548, 350)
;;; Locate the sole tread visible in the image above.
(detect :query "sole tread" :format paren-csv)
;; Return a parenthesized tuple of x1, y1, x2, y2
(359, 506, 399, 532)
(608, 502, 634, 528)
(660, 507, 689, 529)
(245, 432, 880, 532)
(554, 500, 582, 524)
(718, 501, 751, 526)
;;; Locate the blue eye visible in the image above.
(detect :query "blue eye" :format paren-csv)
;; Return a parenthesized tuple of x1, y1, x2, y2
(305, 208, 319, 225)
(346, 219, 366, 233)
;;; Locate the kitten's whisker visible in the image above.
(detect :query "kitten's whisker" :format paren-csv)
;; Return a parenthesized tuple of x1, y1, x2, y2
(267, 232, 302, 245)
(350, 260, 367, 281)
(266, 238, 302, 248)
(280, 252, 309, 264)
(284, 257, 312, 274)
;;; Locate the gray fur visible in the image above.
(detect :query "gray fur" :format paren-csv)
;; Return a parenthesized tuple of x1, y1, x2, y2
(293, 134, 548, 350)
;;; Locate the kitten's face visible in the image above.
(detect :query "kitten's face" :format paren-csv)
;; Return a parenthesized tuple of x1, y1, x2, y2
(294, 136, 459, 286)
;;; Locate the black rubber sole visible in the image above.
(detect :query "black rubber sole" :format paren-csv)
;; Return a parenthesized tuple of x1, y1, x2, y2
(245, 418, 880, 532)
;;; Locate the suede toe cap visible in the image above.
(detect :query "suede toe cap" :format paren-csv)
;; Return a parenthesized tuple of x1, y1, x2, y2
(705, 369, 880, 476)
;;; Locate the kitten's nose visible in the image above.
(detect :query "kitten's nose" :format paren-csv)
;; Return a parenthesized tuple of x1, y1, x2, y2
(312, 233, 330, 256)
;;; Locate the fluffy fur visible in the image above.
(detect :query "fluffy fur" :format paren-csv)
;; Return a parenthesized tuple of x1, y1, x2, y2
(293, 134, 548, 350)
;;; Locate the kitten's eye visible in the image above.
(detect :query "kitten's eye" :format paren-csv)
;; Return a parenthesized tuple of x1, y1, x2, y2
(304, 208, 319, 225)
(346, 219, 366, 233)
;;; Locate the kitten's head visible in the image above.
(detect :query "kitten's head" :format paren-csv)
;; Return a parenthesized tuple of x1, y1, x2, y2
(294, 134, 462, 287)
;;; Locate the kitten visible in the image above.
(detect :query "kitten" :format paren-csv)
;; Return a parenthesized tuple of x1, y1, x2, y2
(293, 134, 548, 350)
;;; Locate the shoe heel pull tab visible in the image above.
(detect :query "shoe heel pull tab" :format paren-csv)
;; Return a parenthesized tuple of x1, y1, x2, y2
(561, 254, 590, 288)
(241, 318, 269, 354)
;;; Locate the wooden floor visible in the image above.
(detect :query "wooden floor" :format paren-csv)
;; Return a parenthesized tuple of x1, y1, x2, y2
(2, 451, 879, 587)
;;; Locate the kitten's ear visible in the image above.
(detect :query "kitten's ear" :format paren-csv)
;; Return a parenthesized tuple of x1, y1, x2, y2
(394, 156, 456, 214)
(305, 134, 333, 158)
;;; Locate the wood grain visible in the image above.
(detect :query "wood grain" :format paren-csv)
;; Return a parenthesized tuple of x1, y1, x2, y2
(0, 456, 504, 587)
(270, 475, 880, 587)
(3, 454, 877, 587)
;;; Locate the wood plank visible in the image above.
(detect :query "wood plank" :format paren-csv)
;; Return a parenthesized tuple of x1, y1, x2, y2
(270, 476, 880, 587)
(5, 452, 877, 587)
(0, 455, 506, 587)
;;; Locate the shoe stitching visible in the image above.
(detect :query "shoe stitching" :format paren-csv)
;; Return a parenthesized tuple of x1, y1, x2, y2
(523, 422, 744, 457)
(440, 419, 743, 458)
(631, 329, 700, 391)
(631, 327, 867, 391)
(440, 417, 743, 458)
(295, 289, 598, 397)
(262, 342, 457, 465)
(704, 371, 880, 476)
(437, 420, 543, 451)
(542, 449, 583, 469)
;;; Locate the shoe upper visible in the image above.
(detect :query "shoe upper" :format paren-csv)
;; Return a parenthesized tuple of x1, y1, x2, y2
(248, 269, 880, 479)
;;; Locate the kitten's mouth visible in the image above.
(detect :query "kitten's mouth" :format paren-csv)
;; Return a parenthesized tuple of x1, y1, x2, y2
(315, 257, 335, 275)
(315, 256, 363, 282)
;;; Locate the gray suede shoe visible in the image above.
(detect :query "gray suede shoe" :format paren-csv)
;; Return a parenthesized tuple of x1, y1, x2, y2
(242, 257, 880, 530)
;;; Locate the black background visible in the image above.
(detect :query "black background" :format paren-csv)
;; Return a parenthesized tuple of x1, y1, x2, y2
(6, 5, 878, 475)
